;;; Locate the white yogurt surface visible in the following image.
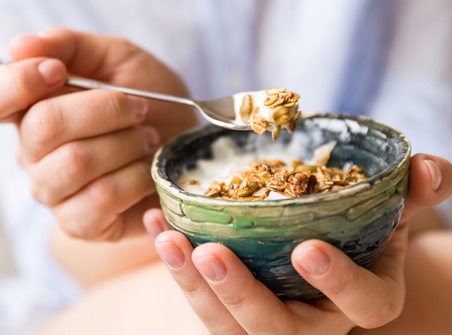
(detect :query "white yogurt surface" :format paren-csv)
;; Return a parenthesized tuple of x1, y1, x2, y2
(177, 132, 323, 196)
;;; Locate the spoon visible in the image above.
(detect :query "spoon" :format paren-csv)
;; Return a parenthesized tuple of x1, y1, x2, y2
(1, 59, 302, 132)
(0, 58, 249, 130)
(66, 76, 251, 131)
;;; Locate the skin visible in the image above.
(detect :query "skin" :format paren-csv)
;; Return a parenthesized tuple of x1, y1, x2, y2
(1, 27, 200, 243)
(1, 28, 451, 334)
(148, 154, 452, 335)
(36, 154, 451, 335)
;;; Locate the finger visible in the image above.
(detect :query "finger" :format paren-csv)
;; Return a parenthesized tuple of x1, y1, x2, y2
(8, 28, 191, 98)
(403, 154, 452, 222)
(191, 243, 309, 335)
(154, 231, 244, 335)
(292, 221, 409, 329)
(18, 90, 149, 164)
(121, 194, 162, 238)
(28, 126, 159, 206)
(8, 29, 199, 144)
(142, 208, 171, 239)
(9, 29, 154, 84)
(52, 158, 155, 241)
(0, 58, 66, 122)
(9, 31, 123, 78)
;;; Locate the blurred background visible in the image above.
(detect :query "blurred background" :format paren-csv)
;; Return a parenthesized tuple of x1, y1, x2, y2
(0, 219, 15, 275)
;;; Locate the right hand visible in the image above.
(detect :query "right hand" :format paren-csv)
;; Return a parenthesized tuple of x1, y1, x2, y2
(0, 56, 66, 123)
(1, 27, 200, 241)
(145, 154, 452, 335)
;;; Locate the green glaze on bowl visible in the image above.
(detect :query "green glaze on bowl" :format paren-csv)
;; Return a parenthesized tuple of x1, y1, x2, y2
(152, 114, 411, 300)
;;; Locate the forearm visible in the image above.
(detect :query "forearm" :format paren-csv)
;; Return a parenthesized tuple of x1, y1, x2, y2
(50, 224, 159, 288)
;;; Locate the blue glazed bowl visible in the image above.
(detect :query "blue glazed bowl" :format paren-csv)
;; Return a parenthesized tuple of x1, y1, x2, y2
(151, 114, 411, 300)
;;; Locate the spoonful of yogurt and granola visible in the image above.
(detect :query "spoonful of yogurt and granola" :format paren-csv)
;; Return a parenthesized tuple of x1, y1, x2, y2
(233, 88, 301, 140)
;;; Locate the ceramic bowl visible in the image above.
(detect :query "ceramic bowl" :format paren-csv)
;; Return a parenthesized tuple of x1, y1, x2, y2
(151, 114, 411, 300)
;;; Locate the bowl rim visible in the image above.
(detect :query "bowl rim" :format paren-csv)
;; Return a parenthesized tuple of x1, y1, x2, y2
(151, 113, 411, 207)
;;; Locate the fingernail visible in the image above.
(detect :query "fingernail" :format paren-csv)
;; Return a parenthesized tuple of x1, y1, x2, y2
(156, 240, 185, 269)
(128, 96, 148, 120)
(293, 245, 331, 276)
(38, 59, 65, 85)
(193, 254, 227, 282)
(140, 126, 160, 151)
(424, 159, 442, 191)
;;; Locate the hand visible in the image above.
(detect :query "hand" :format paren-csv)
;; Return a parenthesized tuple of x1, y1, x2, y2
(2, 28, 199, 241)
(144, 154, 452, 334)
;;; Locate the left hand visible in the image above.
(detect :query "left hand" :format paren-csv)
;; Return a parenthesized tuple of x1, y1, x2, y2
(143, 153, 452, 334)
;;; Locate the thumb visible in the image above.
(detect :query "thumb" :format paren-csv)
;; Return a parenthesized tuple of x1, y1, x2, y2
(0, 58, 66, 123)
(403, 154, 452, 222)
(291, 224, 408, 329)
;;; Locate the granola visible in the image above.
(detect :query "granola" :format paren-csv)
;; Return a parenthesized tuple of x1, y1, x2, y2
(200, 159, 367, 201)
(237, 88, 301, 141)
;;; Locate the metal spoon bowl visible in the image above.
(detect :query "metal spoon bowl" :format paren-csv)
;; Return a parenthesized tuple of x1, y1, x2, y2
(66, 76, 251, 131)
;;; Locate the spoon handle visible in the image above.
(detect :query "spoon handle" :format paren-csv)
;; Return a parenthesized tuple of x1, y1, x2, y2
(0, 58, 197, 108)
(66, 76, 196, 107)
(0, 57, 183, 105)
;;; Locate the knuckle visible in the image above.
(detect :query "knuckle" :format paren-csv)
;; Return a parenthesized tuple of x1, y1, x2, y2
(219, 288, 248, 308)
(326, 271, 355, 298)
(60, 219, 85, 240)
(62, 212, 124, 242)
(87, 178, 117, 214)
(179, 277, 205, 297)
(60, 216, 96, 241)
(28, 143, 89, 206)
(95, 216, 125, 242)
(27, 165, 58, 206)
(52, 188, 123, 242)
(25, 101, 63, 149)
(97, 89, 128, 118)
(57, 143, 90, 184)
(57, 209, 103, 241)
(360, 299, 404, 329)
(28, 176, 51, 205)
